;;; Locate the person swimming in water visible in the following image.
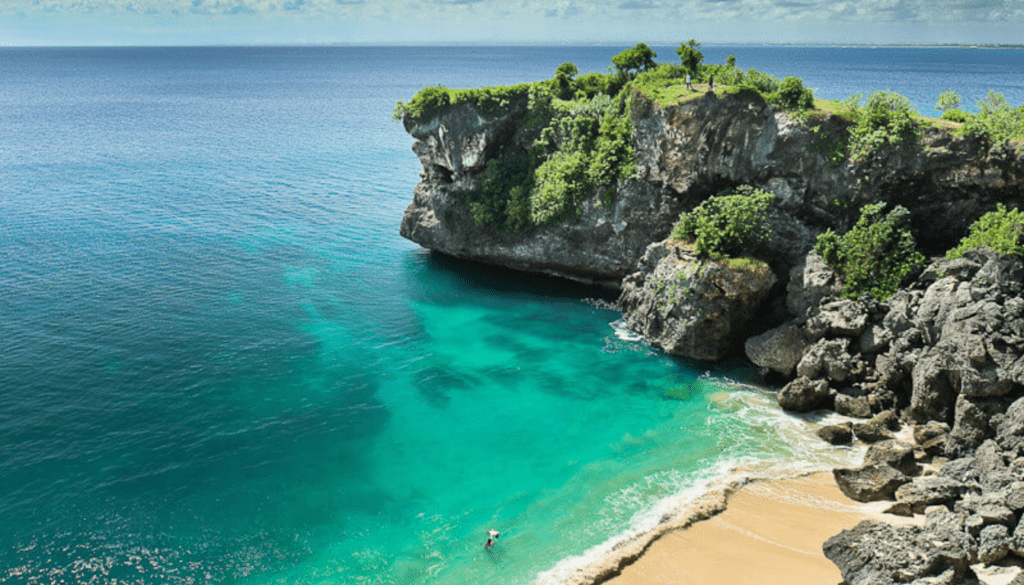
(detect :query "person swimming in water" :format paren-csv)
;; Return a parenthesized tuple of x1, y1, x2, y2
(484, 529, 500, 549)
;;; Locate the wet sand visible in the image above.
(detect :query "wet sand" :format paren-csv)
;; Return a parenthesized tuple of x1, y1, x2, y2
(603, 472, 918, 585)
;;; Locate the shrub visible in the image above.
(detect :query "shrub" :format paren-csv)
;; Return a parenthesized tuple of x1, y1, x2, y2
(935, 89, 962, 114)
(941, 109, 970, 123)
(815, 202, 924, 301)
(844, 91, 920, 161)
(962, 91, 1024, 148)
(768, 76, 814, 110)
(946, 204, 1024, 259)
(671, 185, 775, 260)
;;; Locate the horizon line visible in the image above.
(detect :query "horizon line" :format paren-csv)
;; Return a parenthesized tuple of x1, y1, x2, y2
(2, 41, 1024, 49)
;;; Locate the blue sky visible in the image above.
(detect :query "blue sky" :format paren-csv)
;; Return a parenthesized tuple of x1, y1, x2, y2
(1, 0, 1022, 46)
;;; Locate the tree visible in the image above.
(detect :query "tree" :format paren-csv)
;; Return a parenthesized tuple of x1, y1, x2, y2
(726, 55, 737, 68)
(611, 43, 658, 78)
(935, 89, 962, 113)
(552, 62, 579, 99)
(676, 39, 704, 77)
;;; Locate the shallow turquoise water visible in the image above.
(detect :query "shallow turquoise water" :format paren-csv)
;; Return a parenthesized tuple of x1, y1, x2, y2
(2, 45, 1020, 584)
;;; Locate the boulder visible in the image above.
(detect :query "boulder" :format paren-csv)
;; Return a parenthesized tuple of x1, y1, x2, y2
(777, 376, 831, 412)
(866, 440, 918, 477)
(854, 418, 897, 444)
(744, 322, 808, 377)
(618, 240, 777, 361)
(806, 298, 870, 338)
(823, 520, 973, 585)
(978, 524, 1011, 565)
(796, 338, 858, 383)
(909, 349, 959, 425)
(816, 422, 854, 446)
(915, 421, 951, 457)
(835, 392, 873, 418)
(895, 477, 967, 513)
(834, 464, 910, 502)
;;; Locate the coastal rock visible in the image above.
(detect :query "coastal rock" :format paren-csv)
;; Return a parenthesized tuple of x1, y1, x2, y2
(834, 464, 910, 502)
(895, 477, 967, 513)
(817, 422, 854, 446)
(796, 338, 858, 383)
(854, 417, 898, 444)
(806, 298, 870, 339)
(786, 251, 842, 320)
(978, 524, 1011, 565)
(744, 322, 807, 377)
(865, 440, 918, 476)
(823, 520, 973, 585)
(618, 240, 777, 361)
(947, 396, 1008, 458)
(916, 421, 952, 457)
(835, 392, 873, 419)
(777, 376, 831, 413)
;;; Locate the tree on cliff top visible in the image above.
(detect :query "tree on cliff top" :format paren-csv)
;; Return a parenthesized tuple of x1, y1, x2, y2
(676, 39, 704, 78)
(612, 43, 658, 79)
(672, 185, 774, 260)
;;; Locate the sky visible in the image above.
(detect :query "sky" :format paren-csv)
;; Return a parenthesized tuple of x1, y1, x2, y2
(1, 0, 1022, 46)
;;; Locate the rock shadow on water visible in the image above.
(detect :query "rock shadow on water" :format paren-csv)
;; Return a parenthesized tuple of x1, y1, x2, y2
(415, 366, 474, 409)
(410, 252, 619, 306)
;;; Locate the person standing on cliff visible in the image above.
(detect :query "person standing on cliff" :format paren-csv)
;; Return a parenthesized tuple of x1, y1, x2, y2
(708, 73, 714, 93)
(685, 71, 692, 90)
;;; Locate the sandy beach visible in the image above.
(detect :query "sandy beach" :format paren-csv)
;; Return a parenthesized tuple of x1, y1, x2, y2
(603, 472, 919, 585)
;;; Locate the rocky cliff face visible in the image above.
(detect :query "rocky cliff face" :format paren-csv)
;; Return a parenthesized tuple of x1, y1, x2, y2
(400, 90, 1024, 355)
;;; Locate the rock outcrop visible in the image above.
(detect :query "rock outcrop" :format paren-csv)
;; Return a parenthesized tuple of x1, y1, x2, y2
(400, 90, 1024, 291)
(617, 240, 777, 361)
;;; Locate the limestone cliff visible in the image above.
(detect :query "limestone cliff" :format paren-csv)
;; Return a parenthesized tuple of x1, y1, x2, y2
(400, 89, 1024, 356)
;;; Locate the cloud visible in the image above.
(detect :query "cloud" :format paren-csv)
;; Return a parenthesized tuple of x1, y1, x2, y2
(618, 0, 656, 9)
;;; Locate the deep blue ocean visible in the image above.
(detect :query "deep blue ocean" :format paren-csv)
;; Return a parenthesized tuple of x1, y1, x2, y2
(2, 45, 1022, 585)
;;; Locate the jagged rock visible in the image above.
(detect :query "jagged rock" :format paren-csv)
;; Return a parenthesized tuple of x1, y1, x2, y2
(975, 440, 1007, 475)
(925, 507, 967, 534)
(744, 322, 807, 376)
(1005, 482, 1024, 512)
(786, 251, 842, 320)
(835, 391, 873, 418)
(618, 240, 777, 361)
(1010, 514, 1024, 556)
(895, 477, 967, 513)
(777, 376, 831, 412)
(947, 396, 1008, 458)
(816, 422, 854, 445)
(796, 338, 859, 383)
(916, 421, 951, 457)
(884, 502, 915, 517)
(940, 457, 981, 485)
(823, 520, 973, 585)
(859, 324, 893, 355)
(834, 464, 910, 502)
(854, 418, 897, 444)
(996, 397, 1024, 449)
(866, 440, 919, 477)
(978, 524, 1011, 564)
(909, 349, 959, 425)
(806, 298, 870, 339)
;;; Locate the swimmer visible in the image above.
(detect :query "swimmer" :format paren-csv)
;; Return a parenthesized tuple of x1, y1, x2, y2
(484, 529, 500, 549)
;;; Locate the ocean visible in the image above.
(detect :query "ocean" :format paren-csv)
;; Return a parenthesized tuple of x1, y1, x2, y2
(1, 45, 1021, 585)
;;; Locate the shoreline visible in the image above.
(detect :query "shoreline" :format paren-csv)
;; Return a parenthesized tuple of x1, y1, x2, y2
(539, 470, 918, 585)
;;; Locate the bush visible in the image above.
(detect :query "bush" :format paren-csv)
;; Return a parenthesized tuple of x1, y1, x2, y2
(941, 109, 970, 123)
(946, 204, 1024, 259)
(768, 76, 814, 110)
(815, 202, 924, 301)
(671, 185, 775, 260)
(612, 43, 658, 79)
(844, 91, 920, 161)
(962, 91, 1024, 148)
(935, 89, 962, 114)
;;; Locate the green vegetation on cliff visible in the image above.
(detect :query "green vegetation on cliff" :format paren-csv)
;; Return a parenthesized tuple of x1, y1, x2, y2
(947, 204, 1024, 259)
(815, 202, 925, 301)
(671, 185, 775, 260)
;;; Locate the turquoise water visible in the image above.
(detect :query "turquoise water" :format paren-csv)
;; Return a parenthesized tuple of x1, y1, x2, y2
(1, 46, 1021, 584)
